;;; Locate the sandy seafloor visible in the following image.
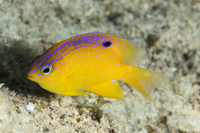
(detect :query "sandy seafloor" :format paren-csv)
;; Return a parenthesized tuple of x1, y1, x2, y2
(0, 0, 200, 133)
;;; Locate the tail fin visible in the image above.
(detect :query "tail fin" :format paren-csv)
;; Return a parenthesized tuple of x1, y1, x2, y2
(125, 66, 168, 101)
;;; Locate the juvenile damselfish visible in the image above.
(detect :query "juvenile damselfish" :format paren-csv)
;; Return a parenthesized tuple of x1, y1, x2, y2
(27, 32, 167, 101)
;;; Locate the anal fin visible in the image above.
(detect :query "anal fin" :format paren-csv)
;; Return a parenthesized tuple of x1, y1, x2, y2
(86, 80, 124, 100)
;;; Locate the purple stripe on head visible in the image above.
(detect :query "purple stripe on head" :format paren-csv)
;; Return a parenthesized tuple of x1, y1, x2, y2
(41, 63, 52, 69)
(31, 55, 40, 66)
(30, 41, 69, 74)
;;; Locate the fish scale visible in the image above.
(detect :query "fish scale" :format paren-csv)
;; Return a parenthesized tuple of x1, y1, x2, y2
(27, 32, 168, 101)
(68, 48, 123, 88)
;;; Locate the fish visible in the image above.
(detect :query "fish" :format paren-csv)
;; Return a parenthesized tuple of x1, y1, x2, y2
(27, 32, 167, 101)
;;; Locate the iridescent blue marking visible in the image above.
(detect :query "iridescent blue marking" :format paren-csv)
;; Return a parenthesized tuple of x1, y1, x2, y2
(30, 32, 139, 74)
(111, 81, 113, 85)
(83, 36, 88, 43)
(30, 55, 41, 69)
(41, 63, 52, 69)
(55, 57, 63, 61)
(77, 39, 80, 44)
(30, 41, 69, 74)
(31, 56, 40, 66)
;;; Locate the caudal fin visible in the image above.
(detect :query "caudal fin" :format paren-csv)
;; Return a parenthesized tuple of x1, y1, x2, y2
(125, 66, 168, 101)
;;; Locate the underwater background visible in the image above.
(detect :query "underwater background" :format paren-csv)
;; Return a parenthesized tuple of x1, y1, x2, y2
(0, 0, 199, 132)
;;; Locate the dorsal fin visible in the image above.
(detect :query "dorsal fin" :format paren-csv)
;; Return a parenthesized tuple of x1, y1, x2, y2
(120, 39, 146, 65)
(99, 33, 146, 65)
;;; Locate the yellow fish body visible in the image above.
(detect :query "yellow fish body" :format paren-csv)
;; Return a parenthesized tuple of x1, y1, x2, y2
(27, 32, 166, 101)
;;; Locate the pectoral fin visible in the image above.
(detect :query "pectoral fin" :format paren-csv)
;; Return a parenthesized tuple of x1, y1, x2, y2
(86, 80, 124, 100)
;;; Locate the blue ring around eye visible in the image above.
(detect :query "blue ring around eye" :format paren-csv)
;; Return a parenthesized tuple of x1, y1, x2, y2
(41, 64, 54, 75)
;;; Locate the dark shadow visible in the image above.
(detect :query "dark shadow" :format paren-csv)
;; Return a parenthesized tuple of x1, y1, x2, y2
(0, 36, 107, 110)
(0, 37, 56, 100)
(0, 36, 112, 112)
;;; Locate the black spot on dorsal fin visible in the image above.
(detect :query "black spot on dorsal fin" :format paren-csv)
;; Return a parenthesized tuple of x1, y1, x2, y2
(103, 41, 112, 47)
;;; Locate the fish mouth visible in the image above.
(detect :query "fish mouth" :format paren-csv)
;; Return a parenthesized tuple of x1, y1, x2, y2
(27, 75, 32, 80)
(27, 73, 33, 80)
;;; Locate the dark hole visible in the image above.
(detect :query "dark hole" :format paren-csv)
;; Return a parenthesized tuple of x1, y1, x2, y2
(25, 20, 30, 25)
(183, 53, 189, 61)
(43, 67, 50, 73)
(146, 34, 159, 48)
(103, 41, 112, 47)
(108, 129, 116, 133)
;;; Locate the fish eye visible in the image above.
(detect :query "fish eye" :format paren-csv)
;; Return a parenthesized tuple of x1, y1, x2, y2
(41, 65, 54, 75)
